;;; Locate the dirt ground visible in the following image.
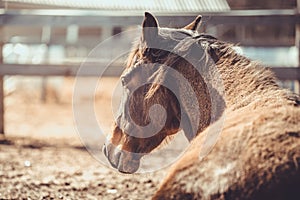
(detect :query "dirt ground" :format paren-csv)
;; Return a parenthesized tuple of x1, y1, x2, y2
(0, 136, 165, 200)
(0, 77, 178, 200)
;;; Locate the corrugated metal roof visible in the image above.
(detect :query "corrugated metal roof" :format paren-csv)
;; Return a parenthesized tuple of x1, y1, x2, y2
(3, 0, 230, 12)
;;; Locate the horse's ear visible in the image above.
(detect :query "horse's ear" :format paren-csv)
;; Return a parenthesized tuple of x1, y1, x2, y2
(142, 12, 159, 44)
(183, 15, 202, 31)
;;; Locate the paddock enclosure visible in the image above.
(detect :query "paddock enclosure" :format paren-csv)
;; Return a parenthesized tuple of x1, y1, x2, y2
(0, 0, 300, 199)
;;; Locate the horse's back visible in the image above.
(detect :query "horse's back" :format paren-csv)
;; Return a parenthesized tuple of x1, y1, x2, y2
(153, 104, 300, 200)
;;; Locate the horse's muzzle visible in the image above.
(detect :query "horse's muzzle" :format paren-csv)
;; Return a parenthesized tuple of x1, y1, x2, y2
(103, 142, 141, 174)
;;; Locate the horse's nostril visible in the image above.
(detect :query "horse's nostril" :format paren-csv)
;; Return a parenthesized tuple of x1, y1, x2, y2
(102, 143, 107, 157)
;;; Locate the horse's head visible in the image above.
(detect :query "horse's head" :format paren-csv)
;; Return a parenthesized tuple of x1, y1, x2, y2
(103, 12, 204, 173)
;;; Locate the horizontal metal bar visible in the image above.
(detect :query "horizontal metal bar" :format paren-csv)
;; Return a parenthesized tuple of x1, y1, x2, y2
(0, 9, 299, 27)
(0, 63, 123, 76)
(271, 67, 300, 80)
(1, 9, 296, 17)
(212, 38, 295, 47)
(3, 37, 295, 47)
(0, 64, 299, 80)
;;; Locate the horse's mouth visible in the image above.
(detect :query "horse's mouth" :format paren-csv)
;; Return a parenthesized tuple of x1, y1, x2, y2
(103, 143, 141, 174)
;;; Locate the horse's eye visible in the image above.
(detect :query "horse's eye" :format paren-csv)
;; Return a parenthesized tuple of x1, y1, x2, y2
(121, 77, 127, 87)
(132, 54, 140, 66)
(134, 57, 139, 64)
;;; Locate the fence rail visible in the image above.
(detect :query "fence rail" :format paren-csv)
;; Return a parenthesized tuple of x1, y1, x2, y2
(0, 9, 300, 26)
(0, 9, 299, 27)
(0, 64, 300, 80)
(0, 63, 122, 77)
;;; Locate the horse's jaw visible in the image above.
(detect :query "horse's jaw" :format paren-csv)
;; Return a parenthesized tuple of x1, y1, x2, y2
(103, 142, 142, 174)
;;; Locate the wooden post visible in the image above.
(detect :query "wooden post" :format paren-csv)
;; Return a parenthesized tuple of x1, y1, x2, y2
(0, 0, 4, 134)
(41, 76, 48, 103)
(0, 28, 4, 134)
(296, 0, 300, 94)
(41, 26, 51, 103)
(0, 76, 4, 134)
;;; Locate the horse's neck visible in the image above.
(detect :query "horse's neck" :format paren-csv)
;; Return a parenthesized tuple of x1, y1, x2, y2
(215, 54, 288, 111)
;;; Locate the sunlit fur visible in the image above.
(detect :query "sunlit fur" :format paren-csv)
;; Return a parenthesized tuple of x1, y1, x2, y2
(151, 27, 300, 200)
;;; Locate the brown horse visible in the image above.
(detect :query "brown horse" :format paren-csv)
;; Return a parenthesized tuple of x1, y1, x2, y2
(103, 12, 300, 199)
